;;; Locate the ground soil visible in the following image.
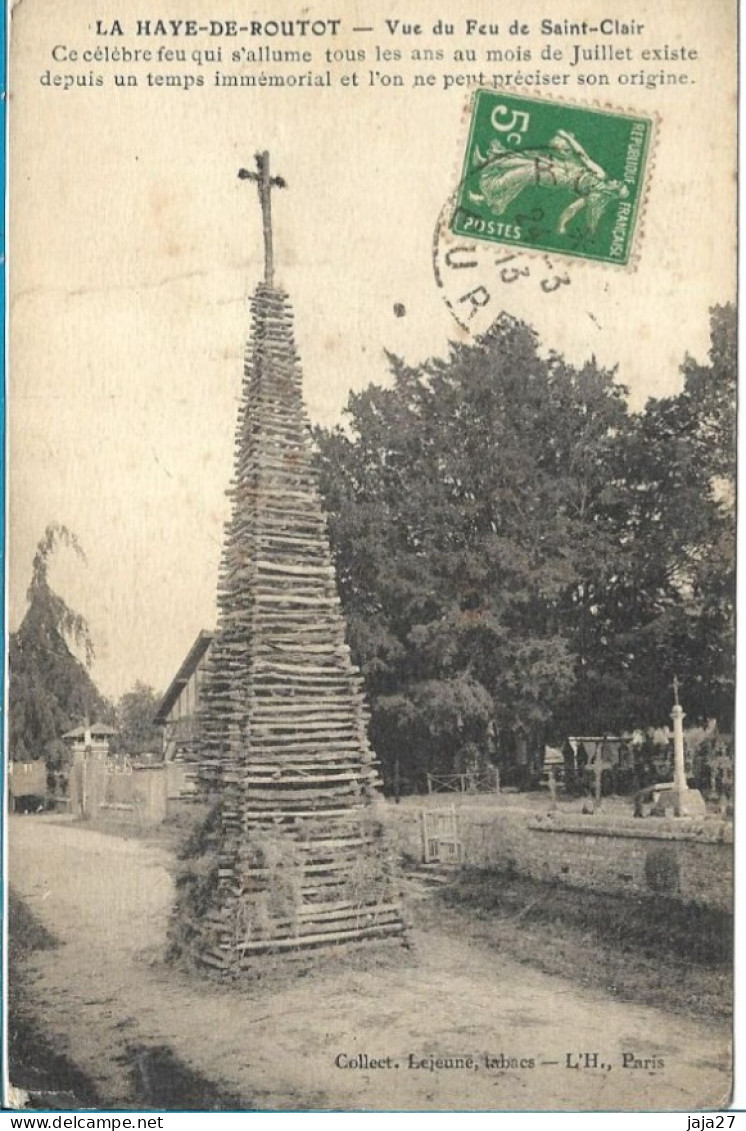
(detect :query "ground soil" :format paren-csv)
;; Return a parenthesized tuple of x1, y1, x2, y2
(8, 814, 732, 1112)
(422, 869, 732, 1023)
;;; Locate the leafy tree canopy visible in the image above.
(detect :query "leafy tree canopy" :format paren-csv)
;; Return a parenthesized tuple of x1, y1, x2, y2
(9, 524, 113, 766)
(315, 306, 734, 790)
(110, 681, 163, 758)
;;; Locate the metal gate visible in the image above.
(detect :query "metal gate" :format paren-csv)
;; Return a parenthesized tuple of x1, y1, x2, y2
(421, 806, 464, 864)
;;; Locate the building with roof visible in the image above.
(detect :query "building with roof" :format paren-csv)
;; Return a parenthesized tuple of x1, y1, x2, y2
(153, 630, 214, 764)
(62, 722, 117, 759)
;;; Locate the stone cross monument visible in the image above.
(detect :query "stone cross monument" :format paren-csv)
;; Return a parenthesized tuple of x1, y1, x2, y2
(670, 677, 706, 818)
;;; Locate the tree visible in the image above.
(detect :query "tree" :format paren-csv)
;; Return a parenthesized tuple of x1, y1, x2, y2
(565, 305, 735, 731)
(9, 524, 113, 767)
(111, 682, 163, 757)
(315, 305, 735, 789)
(315, 317, 631, 787)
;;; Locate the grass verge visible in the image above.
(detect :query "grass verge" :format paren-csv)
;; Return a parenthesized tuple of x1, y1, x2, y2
(413, 868, 732, 1022)
(8, 890, 254, 1110)
(7, 891, 103, 1107)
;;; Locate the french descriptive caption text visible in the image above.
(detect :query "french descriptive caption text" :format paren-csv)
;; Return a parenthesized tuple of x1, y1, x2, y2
(33, 13, 703, 94)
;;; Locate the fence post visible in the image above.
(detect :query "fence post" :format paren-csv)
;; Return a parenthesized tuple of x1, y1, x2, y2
(494, 765, 500, 794)
(548, 767, 558, 811)
(81, 758, 88, 819)
(427, 773, 433, 794)
(451, 803, 462, 862)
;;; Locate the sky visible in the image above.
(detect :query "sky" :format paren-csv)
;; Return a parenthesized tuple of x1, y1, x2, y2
(9, 0, 736, 703)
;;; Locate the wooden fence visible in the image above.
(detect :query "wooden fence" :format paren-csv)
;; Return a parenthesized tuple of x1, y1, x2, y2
(426, 768, 500, 794)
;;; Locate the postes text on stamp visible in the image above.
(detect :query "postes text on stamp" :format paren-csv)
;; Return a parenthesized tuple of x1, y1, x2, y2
(451, 90, 653, 266)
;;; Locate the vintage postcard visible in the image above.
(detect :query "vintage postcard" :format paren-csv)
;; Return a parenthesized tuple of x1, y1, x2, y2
(6, 0, 736, 1116)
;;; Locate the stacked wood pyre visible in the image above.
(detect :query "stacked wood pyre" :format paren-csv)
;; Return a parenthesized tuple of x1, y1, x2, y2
(172, 282, 405, 973)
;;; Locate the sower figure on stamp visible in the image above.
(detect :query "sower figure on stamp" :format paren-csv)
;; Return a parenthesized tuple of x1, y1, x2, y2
(470, 129, 629, 235)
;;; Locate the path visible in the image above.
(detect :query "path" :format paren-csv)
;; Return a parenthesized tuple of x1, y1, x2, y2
(9, 816, 732, 1111)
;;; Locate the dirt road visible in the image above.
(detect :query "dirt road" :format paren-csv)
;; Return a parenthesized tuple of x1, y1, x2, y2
(8, 816, 732, 1111)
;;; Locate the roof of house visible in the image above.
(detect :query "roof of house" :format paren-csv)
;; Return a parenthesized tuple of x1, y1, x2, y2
(153, 630, 214, 725)
(62, 723, 117, 740)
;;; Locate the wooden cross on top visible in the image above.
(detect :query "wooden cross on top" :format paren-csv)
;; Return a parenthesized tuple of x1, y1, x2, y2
(238, 151, 286, 289)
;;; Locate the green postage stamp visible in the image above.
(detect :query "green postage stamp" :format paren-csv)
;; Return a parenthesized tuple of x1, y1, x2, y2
(451, 90, 653, 266)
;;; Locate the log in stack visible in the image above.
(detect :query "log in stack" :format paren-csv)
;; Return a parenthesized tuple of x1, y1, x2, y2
(176, 283, 405, 973)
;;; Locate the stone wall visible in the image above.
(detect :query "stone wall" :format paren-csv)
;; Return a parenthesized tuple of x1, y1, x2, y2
(389, 806, 733, 911)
